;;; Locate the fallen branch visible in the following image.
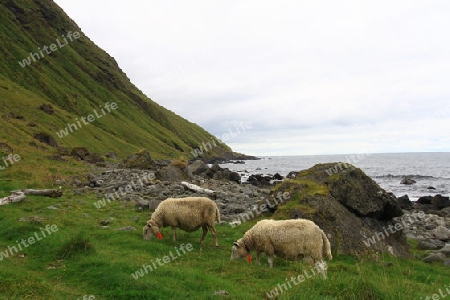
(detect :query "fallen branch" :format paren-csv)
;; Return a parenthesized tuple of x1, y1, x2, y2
(181, 181, 216, 197)
(20, 189, 62, 198)
(0, 191, 26, 205)
(0, 188, 62, 206)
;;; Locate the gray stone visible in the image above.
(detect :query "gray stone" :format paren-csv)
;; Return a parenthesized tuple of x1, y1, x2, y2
(433, 226, 450, 241)
(115, 226, 137, 231)
(187, 160, 209, 176)
(425, 224, 437, 230)
(432, 194, 450, 210)
(417, 240, 443, 250)
(438, 244, 450, 257)
(423, 253, 446, 263)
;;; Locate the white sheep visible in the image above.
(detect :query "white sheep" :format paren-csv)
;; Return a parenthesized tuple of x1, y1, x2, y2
(143, 197, 220, 247)
(230, 219, 332, 273)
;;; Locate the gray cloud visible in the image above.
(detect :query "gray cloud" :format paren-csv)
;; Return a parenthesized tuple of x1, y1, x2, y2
(54, 0, 450, 155)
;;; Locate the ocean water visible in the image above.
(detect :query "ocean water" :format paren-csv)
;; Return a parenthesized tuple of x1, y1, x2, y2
(220, 152, 450, 201)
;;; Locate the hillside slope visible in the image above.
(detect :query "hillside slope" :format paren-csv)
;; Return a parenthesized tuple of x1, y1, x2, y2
(0, 0, 233, 185)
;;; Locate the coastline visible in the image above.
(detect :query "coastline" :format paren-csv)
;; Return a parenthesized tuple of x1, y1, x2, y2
(219, 152, 450, 201)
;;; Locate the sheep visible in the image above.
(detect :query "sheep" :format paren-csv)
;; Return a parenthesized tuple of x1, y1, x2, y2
(230, 219, 332, 274)
(143, 197, 220, 247)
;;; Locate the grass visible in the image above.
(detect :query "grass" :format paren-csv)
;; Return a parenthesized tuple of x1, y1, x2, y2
(1, 184, 450, 299)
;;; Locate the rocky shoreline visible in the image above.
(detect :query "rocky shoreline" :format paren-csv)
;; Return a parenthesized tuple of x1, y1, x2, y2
(70, 151, 450, 265)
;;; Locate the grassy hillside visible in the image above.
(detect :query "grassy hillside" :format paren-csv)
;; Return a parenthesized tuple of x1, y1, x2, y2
(1, 181, 449, 299)
(0, 0, 232, 187)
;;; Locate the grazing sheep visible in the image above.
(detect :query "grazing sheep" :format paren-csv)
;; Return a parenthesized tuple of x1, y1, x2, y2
(143, 197, 220, 247)
(230, 219, 332, 272)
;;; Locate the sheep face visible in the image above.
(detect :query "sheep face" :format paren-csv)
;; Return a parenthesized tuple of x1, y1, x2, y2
(142, 220, 160, 240)
(142, 224, 153, 240)
(230, 239, 247, 260)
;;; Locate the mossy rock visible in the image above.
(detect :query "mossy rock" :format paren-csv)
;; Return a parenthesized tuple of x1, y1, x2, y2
(267, 163, 410, 258)
(119, 149, 155, 170)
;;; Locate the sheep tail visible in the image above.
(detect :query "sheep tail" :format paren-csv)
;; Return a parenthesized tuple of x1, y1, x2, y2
(322, 230, 333, 260)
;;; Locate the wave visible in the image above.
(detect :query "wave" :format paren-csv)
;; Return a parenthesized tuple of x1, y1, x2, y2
(372, 174, 449, 180)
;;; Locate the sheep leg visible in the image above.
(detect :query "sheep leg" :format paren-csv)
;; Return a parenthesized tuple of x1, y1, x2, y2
(255, 252, 261, 265)
(207, 224, 218, 247)
(200, 225, 208, 244)
(268, 256, 274, 268)
(171, 227, 177, 242)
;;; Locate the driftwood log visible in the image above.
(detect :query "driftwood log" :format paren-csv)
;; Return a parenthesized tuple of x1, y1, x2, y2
(0, 191, 26, 205)
(0, 188, 62, 206)
(181, 181, 216, 197)
(20, 189, 62, 198)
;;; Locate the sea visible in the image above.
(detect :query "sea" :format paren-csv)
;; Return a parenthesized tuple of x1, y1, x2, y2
(220, 152, 450, 201)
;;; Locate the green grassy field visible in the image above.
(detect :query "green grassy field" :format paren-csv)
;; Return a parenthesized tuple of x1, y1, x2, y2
(1, 180, 449, 300)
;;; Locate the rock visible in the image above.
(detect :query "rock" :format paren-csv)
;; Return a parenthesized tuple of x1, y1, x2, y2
(86, 153, 105, 164)
(432, 194, 450, 210)
(423, 253, 446, 263)
(270, 163, 409, 257)
(119, 149, 155, 169)
(444, 259, 450, 267)
(438, 244, 450, 256)
(0, 142, 13, 153)
(247, 174, 272, 186)
(400, 177, 416, 185)
(71, 147, 90, 160)
(427, 210, 447, 217)
(99, 220, 110, 226)
(324, 166, 403, 220)
(115, 226, 137, 231)
(156, 165, 189, 181)
(417, 196, 433, 205)
(208, 164, 241, 183)
(427, 186, 436, 190)
(425, 224, 437, 230)
(442, 207, 450, 216)
(433, 226, 450, 241)
(105, 152, 117, 159)
(213, 290, 229, 296)
(187, 160, 209, 176)
(397, 195, 413, 210)
(135, 199, 150, 210)
(225, 204, 246, 214)
(417, 239, 444, 250)
(273, 173, 283, 180)
(34, 132, 58, 148)
(38, 104, 54, 115)
(286, 171, 298, 179)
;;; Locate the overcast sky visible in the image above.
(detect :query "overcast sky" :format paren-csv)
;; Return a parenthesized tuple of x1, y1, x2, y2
(54, 0, 450, 156)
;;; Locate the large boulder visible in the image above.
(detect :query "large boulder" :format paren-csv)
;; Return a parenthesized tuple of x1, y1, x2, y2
(187, 160, 209, 176)
(119, 149, 155, 170)
(295, 163, 403, 220)
(270, 163, 409, 257)
(156, 164, 189, 181)
(397, 195, 413, 210)
(207, 164, 240, 183)
(432, 194, 450, 210)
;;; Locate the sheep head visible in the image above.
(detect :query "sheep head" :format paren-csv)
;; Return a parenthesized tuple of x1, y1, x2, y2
(230, 239, 248, 260)
(142, 220, 161, 240)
